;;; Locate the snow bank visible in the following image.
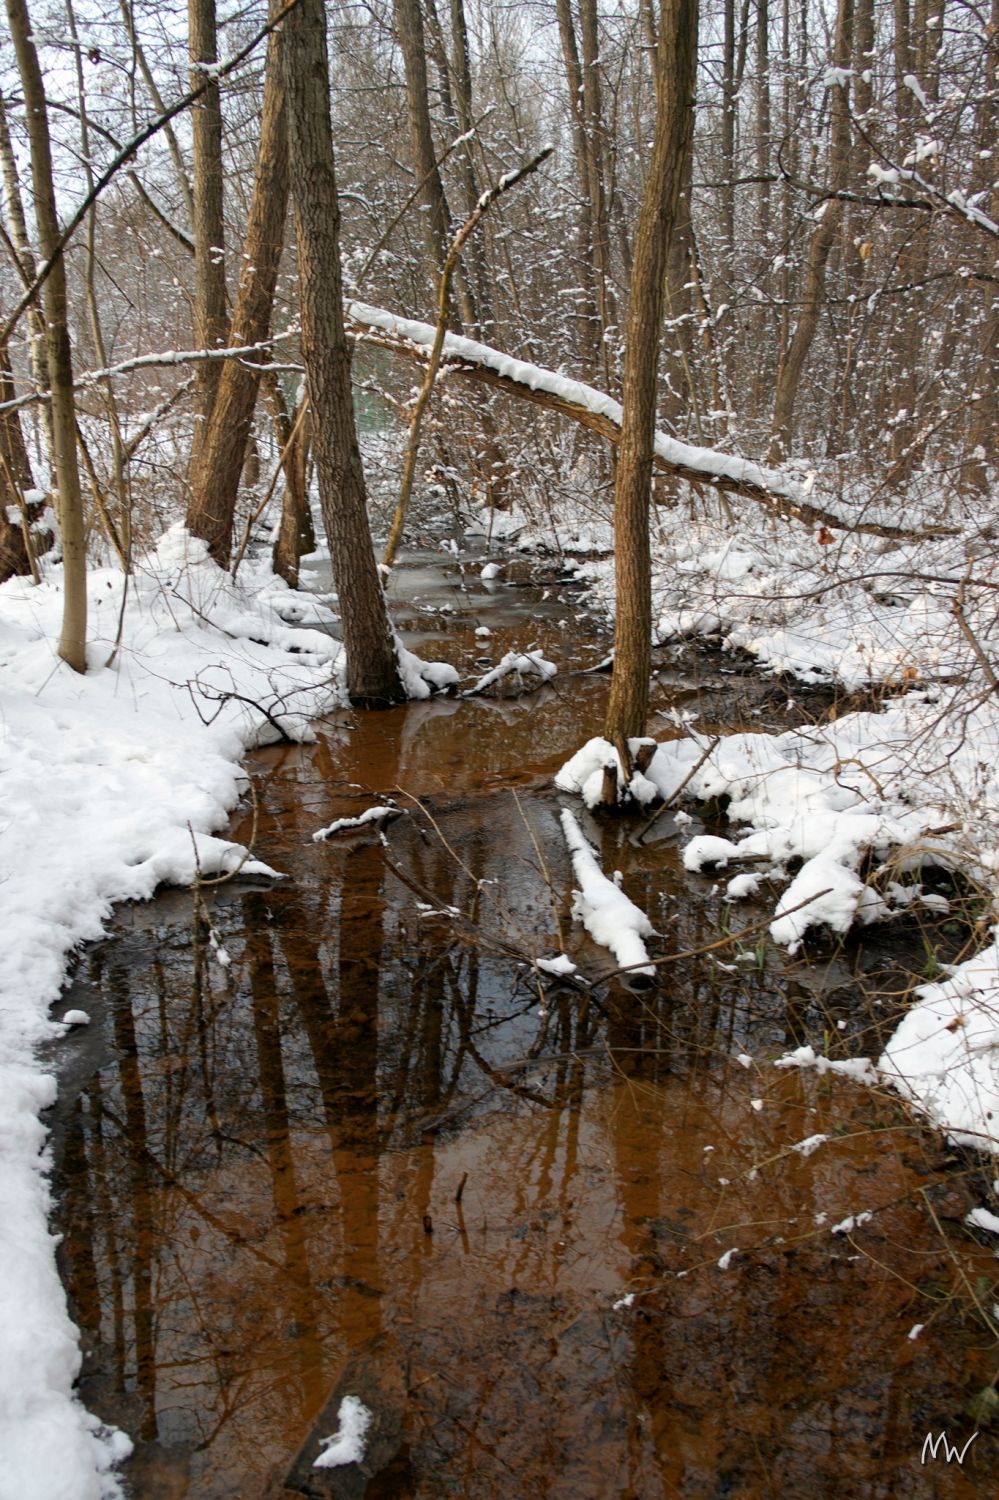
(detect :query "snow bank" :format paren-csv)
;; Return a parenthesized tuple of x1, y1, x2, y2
(0, 526, 350, 1498)
(879, 937, 999, 1153)
(559, 691, 999, 954)
(561, 809, 655, 979)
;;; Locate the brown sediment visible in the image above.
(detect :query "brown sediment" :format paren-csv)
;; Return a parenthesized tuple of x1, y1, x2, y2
(49, 550, 998, 1499)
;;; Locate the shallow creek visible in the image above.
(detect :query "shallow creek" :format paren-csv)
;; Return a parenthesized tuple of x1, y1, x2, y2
(50, 550, 998, 1498)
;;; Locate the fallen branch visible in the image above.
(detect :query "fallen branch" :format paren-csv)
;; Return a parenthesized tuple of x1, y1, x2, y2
(346, 301, 954, 542)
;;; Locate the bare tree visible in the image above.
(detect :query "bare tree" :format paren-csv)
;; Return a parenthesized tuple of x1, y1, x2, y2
(604, 0, 699, 757)
(189, 0, 227, 456)
(768, 0, 854, 463)
(282, 0, 404, 704)
(6, 0, 88, 670)
(185, 3, 289, 566)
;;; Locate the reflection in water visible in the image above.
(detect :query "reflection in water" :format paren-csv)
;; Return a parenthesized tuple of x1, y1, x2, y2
(50, 561, 997, 1498)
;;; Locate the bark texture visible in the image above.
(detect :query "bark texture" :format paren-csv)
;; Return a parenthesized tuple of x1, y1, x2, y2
(604, 0, 698, 747)
(189, 0, 227, 449)
(185, 10, 289, 565)
(6, 0, 88, 669)
(283, 0, 404, 704)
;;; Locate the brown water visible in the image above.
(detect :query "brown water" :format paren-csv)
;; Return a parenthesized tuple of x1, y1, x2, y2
(50, 551, 998, 1498)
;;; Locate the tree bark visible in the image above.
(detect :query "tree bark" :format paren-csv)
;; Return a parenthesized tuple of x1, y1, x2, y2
(393, 0, 476, 329)
(604, 0, 698, 749)
(768, 0, 853, 462)
(6, 0, 88, 670)
(283, 0, 404, 704)
(186, 8, 289, 566)
(189, 0, 227, 453)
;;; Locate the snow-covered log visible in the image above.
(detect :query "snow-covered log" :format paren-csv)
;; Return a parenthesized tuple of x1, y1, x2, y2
(346, 301, 947, 542)
(561, 809, 656, 985)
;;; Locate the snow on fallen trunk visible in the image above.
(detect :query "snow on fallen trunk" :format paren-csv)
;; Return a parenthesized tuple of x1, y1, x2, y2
(464, 648, 557, 696)
(0, 524, 346, 1499)
(560, 809, 656, 983)
(879, 935, 999, 1155)
(346, 301, 909, 537)
(313, 806, 404, 840)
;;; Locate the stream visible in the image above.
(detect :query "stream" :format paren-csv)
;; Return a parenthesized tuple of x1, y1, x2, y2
(49, 546, 998, 1498)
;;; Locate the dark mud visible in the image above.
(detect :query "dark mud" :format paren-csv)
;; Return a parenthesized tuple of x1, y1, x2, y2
(49, 549, 999, 1498)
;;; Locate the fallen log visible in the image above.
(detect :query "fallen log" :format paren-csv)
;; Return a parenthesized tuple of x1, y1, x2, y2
(346, 300, 954, 543)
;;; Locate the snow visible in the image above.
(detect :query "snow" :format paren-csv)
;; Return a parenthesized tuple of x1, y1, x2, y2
(773, 1046, 878, 1084)
(313, 1395, 373, 1469)
(555, 735, 662, 807)
(717, 1248, 739, 1269)
(557, 690, 999, 955)
(966, 1206, 999, 1235)
(313, 805, 402, 840)
(879, 937, 999, 1153)
(0, 524, 456, 1499)
(831, 1211, 873, 1235)
(560, 810, 655, 979)
(791, 1133, 829, 1157)
(396, 639, 460, 698)
(536, 953, 578, 977)
(465, 648, 556, 695)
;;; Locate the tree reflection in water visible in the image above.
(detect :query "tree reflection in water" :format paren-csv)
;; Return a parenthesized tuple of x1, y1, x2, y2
(48, 586, 999, 1498)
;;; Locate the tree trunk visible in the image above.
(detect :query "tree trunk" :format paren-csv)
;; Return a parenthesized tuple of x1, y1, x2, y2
(604, 0, 698, 750)
(393, 0, 476, 329)
(283, 0, 404, 704)
(189, 0, 227, 455)
(768, 0, 853, 463)
(0, 335, 47, 583)
(6, 0, 88, 670)
(0, 91, 53, 455)
(186, 8, 289, 566)
(268, 375, 314, 587)
(554, 0, 602, 377)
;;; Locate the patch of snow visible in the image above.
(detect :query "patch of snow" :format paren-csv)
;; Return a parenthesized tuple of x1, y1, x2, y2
(314, 1395, 373, 1469)
(395, 640, 460, 699)
(966, 1207, 999, 1235)
(831, 1211, 873, 1235)
(773, 1046, 878, 1084)
(718, 1248, 739, 1269)
(466, 648, 556, 695)
(536, 953, 577, 977)
(791, 1133, 829, 1157)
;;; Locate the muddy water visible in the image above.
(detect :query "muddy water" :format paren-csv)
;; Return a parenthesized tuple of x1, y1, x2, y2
(50, 551, 997, 1498)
